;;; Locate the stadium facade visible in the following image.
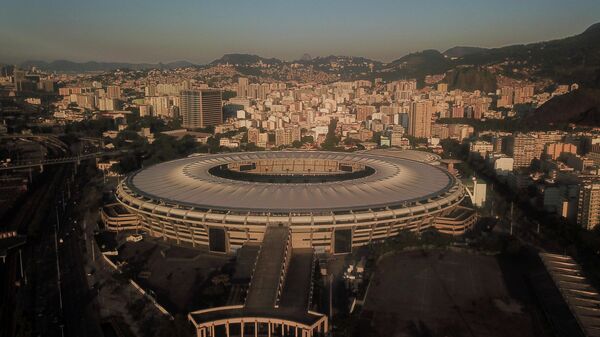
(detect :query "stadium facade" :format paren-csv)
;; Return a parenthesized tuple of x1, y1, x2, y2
(103, 151, 474, 254)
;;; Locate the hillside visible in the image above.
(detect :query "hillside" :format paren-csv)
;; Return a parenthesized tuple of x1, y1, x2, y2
(523, 88, 600, 127)
(378, 49, 453, 82)
(209, 53, 282, 66)
(443, 46, 488, 58)
(299, 55, 380, 66)
(455, 23, 600, 88)
(390, 49, 452, 73)
(444, 67, 497, 92)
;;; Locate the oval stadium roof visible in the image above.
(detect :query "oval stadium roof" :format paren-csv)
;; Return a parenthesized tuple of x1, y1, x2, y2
(126, 151, 455, 212)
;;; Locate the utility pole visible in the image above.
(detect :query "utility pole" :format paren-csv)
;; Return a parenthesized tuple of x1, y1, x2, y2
(510, 202, 514, 236)
(19, 249, 27, 285)
(54, 212, 63, 311)
(329, 274, 333, 320)
(54, 199, 65, 337)
(55, 205, 60, 232)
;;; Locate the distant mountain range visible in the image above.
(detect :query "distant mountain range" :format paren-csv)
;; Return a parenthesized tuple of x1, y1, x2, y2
(10, 22, 600, 89)
(18, 59, 196, 72)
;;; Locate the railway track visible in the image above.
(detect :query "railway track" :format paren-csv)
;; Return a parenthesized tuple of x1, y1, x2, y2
(0, 165, 68, 337)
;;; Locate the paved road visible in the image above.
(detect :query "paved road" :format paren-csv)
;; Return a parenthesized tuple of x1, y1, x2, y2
(54, 165, 104, 337)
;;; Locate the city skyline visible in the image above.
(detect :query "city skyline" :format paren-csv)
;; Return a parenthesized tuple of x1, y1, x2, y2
(1, 0, 599, 64)
(2, 2, 600, 336)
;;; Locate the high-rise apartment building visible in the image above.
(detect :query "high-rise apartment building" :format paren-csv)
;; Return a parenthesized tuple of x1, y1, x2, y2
(275, 127, 301, 147)
(546, 142, 578, 160)
(147, 96, 171, 117)
(451, 105, 464, 118)
(156, 82, 189, 96)
(577, 182, 600, 230)
(508, 134, 538, 168)
(587, 144, 600, 167)
(98, 97, 119, 111)
(106, 85, 122, 99)
(408, 101, 433, 138)
(247, 127, 260, 144)
(356, 105, 376, 122)
(180, 89, 223, 129)
(145, 85, 157, 97)
(237, 77, 249, 98)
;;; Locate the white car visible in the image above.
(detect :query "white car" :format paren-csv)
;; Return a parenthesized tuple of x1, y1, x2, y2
(126, 234, 143, 242)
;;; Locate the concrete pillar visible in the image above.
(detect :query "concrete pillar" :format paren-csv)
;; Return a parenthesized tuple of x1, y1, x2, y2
(226, 322, 230, 337)
(255, 321, 258, 337)
(241, 321, 244, 337)
(295, 325, 298, 337)
(210, 324, 215, 337)
(268, 322, 271, 337)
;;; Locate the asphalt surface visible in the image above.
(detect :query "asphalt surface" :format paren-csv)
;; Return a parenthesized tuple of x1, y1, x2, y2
(55, 167, 104, 337)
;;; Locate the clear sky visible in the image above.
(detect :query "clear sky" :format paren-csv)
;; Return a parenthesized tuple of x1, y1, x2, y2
(1, 0, 599, 64)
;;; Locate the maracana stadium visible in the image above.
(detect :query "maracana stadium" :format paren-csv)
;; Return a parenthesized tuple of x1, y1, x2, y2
(102, 151, 475, 254)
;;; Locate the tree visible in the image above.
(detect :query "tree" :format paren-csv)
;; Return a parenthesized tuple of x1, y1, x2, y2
(322, 119, 340, 150)
(344, 137, 361, 146)
(112, 154, 141, 174)
(440, 139, 468, 159)
(371, 132, 382, 144)
(222, 90, 237, 100)
(301, 135, 314, 144)
(244, 143, 264, 152)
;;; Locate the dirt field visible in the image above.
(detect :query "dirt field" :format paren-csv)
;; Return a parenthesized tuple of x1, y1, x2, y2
(360, 249, 542, 337)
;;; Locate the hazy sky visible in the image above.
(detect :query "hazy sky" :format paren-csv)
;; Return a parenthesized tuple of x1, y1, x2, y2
(1, 0, 599, 64)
